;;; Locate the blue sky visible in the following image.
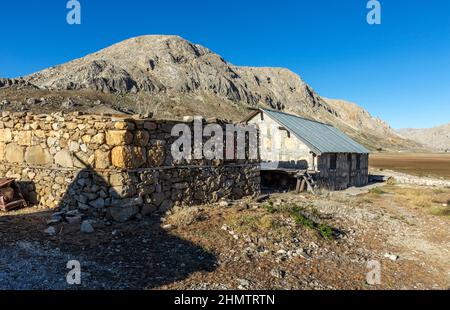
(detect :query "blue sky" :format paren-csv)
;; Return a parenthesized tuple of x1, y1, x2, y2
(0, 0, 449, 129)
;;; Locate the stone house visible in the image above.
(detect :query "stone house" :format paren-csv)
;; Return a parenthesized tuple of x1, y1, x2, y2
(245, 108, 370, 190)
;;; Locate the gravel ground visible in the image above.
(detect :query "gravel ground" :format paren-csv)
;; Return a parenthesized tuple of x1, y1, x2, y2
(0, 240, 125, 289)
(0, 183, 448, 290)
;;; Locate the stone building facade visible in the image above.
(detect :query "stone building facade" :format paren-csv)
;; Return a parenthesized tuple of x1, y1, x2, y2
(245, 108, 370, 191)
(0, 112, 260, 221)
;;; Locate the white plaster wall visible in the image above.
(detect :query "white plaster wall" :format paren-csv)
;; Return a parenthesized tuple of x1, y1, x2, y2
(247, 111, 314, 169)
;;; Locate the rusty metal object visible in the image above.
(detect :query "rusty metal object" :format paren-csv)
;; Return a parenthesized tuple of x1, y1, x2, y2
(0, 178, 27, 212)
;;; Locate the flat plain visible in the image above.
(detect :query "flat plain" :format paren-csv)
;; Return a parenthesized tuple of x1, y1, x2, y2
(369, 153, 450, 179)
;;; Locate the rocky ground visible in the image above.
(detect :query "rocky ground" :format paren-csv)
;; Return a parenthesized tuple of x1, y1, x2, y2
(0, 182, 449, 290)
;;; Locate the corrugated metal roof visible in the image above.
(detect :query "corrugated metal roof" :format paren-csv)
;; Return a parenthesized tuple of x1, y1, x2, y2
(261, 108, 370, 155)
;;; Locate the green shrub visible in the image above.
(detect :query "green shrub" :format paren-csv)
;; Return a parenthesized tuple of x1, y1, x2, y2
(317, 223, 333, 239)
(369, 187, 386, 195)
(262, 203, 277, 214)
(289, 206, 334, 239)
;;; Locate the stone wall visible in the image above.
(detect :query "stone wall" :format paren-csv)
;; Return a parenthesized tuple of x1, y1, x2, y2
(317, 153, 369, 190)
(0, 112, 260, 221)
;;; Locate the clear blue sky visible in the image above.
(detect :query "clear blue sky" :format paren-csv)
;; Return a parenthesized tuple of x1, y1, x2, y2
(1, 0, 449, 129)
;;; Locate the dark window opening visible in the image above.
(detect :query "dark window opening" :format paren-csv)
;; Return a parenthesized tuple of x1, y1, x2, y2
(356, 154, 361, 170)
(330, 154, 337, 170)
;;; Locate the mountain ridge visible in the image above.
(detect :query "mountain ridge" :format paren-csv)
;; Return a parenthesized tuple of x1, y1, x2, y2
(398, 123, 450, 152)
(2, 35, 423, 151)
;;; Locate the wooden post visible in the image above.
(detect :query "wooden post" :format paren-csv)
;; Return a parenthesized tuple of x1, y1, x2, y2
(300, 179, 306, 192)
(295, 178, 301, 193)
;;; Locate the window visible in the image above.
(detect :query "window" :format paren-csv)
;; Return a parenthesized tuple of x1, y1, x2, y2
(356, 154, 361, 170)
(330, 154, 337, 170)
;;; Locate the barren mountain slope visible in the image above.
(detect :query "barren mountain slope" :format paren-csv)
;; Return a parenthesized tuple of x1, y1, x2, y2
(398, 123, 450, 151)
(1, 35, 422, 151)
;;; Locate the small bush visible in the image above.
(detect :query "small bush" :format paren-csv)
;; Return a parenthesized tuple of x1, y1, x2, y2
(386, 177, 397, 185)
(289, 206, 334, 239)
(317, 223, 334, 239)
(430, 206, 450, 217)
(259, 215, 277, 229)
(292, 212, 315, 230)
(262, 203, 277, 214)
(369, 187, 386, 195)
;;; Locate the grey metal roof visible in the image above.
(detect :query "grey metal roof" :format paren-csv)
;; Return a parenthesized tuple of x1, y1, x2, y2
(261, 108, 370, 155)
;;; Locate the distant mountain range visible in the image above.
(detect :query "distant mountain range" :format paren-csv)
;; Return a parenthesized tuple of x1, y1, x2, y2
(398, 123, 450, 152)
(1, 35, 424, 151)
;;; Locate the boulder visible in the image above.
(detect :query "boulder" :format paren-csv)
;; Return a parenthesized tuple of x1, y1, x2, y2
(109, 204, 139, 222)
(80, 220, 94, 234)
(44, 226, 56, 236)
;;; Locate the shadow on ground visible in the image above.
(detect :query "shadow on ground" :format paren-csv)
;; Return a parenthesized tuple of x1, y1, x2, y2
(0, 208, 217, 289)
(0, 166, 217, 289)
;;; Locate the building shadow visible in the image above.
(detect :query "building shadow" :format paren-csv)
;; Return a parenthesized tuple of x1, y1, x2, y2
(0, 162, 218, 289)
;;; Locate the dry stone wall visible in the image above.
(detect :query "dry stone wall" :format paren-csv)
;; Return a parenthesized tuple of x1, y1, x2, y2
(317, 153, 369, 190)
(0, 112, 260, 222)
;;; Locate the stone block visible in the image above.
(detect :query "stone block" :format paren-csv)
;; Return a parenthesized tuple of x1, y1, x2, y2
(25, 146, 52, 166)
(148, 140, 166, 166)
(0, 142, 5, 161)
(5, 143, 24, 163)
(17, 131, 32, 146)
(106, 130, 133, 146)
(111, 146, 146, 169)
(94, 149, 110, 169)
(0, 128, 12, 142)
(54, 150, 73, 167)
(91, 133, 105, 145)
(133, 130, 150, 146)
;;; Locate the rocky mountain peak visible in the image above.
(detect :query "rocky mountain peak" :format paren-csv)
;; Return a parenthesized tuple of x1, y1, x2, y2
(13, 35, 423, 151)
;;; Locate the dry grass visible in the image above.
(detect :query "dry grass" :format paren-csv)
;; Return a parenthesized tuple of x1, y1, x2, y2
(224, 211, 282, 234)
(384, 185, 450, 218)
(166, 206, 204, 227)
